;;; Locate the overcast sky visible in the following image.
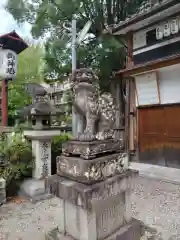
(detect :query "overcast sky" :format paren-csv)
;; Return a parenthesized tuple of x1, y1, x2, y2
(0, 0, 32, 39)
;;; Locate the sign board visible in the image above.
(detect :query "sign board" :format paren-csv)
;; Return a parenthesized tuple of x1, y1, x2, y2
(76, 20, 92, 45)
(0, 49, 18, 79)
(156, 17, 180, 40)
(133, 30, 147, 49)
(135, 72, 160, 106)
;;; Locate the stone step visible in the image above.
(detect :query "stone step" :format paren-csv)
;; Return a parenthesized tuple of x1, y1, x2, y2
(45, 228, 73, 240)
(45, 219, 145, 240)
(19, 179, 53, 203)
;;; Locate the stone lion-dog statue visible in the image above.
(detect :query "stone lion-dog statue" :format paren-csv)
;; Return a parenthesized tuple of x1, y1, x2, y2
(71, 68, 116, 141)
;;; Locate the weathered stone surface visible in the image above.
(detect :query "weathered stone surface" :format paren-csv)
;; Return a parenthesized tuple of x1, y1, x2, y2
(57, 152, 128, 184)
(62, 139, 123, 159)
(45, 170, 137, 210)
(45, 170, 139, 240)
(20, 179, 53, 203)
(106, 219, 141, 240)
(46, 219, 142, 240)
(0, 178, 6, 205)
(96, 193, 125, 239)
(71, 68, 116, 141)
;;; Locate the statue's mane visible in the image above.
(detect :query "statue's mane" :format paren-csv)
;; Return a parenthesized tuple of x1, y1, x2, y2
(71, 68, 98, 86)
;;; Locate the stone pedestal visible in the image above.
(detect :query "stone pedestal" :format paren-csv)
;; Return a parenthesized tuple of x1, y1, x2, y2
(45, 171, 140, 240)
(45, 139, 142, 240)
(22, 129, 60, 201)
(24, 129, 60, 179)
(0, 178, 6, 205)
(32, 140, 51, 179)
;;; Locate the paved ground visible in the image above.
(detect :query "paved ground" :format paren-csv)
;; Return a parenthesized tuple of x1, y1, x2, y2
(132, 177, 180, 240)
(1, 165, 180, 239)
(130, 162, 180, 185)
(0, 198, 63, 240)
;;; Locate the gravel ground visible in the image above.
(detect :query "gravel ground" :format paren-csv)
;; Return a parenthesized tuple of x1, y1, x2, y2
(0, 198, 63, 240)
(132, 177, 180, 240)
(0, 176, 180, 240)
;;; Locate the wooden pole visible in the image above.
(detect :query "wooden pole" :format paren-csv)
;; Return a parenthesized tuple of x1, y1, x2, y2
(125, 78, 130, 155)
(126, 32, 134, 161)
(111, 76, 124, 141)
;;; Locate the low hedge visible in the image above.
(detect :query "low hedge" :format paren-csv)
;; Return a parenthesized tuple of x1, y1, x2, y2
(0, 131, 72, 197)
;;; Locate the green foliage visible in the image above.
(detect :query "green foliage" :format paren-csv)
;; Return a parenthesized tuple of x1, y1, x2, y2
(0, 132, 33, 187)
(6, 0, 147, 91)
(17, 44, 45, 83)
(52, 133, 72, 153)
(8, 44, 45, 117)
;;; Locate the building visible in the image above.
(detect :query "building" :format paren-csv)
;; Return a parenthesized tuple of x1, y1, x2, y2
(108, 0, 180, 168)
(47, 80, 72, 116)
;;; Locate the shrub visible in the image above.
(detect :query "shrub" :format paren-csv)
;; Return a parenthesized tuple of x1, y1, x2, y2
(51, 133, 72, 174)
(0, 130, 72, 195)
(0, 131, 34, 195)
(52, 133, 72, 153)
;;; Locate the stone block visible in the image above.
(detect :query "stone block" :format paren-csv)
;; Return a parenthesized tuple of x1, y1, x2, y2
(19, 179, 53, 203)
(45, 170, 137, 210)
(45, 170, 139, 240)
(46, 219, 142, 240)
(106, 219, 141, 240)
(57, 153, 128, 184)
(62, 139, 123, 159)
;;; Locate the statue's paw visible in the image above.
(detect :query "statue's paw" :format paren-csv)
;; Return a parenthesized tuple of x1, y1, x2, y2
(79, 132, 96, 142)
(96, 131, 113, 140)
(74, 132, 82, 141)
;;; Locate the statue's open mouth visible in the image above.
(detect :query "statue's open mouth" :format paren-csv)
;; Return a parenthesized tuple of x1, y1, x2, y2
(75, 77, 93, 83)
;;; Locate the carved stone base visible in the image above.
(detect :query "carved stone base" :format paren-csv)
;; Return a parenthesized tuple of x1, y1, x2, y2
(19, 179, 53, 203)
(45, 170, 140, 240)
(62, 139, 123, 159)
(46, 219, 142, 240)
(57, 153, 128, 184)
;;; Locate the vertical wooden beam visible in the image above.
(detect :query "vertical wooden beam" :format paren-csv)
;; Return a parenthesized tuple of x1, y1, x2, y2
(111, 76, 124, 141)
(126, 32, 135, 160)
(125, 78, 130, 155)
(129, 79, 136, 152)
(127, 32, 133, 68)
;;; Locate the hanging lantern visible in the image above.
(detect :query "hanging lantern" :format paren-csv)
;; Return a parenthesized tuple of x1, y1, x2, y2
(0, 49, 18, 80)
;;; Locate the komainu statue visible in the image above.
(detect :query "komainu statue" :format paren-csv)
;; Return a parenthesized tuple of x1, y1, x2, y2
(71, 68, 116, 141)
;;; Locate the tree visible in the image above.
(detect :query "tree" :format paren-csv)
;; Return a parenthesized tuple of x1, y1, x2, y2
(6, 0, 147, 91)
(8, 43, 45, 118)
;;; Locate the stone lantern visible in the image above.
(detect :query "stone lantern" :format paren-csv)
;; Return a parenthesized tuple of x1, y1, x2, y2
(20, 89, 62, 201)
(30, 104, 51, 130)
(22, 98, 62, 179)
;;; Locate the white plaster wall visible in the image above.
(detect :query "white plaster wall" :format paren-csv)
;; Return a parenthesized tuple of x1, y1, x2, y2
(158, 64, 180, 104)
(135, 71, 159, 106)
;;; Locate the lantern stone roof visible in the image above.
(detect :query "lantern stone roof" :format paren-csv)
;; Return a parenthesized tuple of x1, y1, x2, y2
(19, 101, 63, 117)
(104, 0, 180, 35)
(0, 31, 28, 54)
(25, 83, 47, 96)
